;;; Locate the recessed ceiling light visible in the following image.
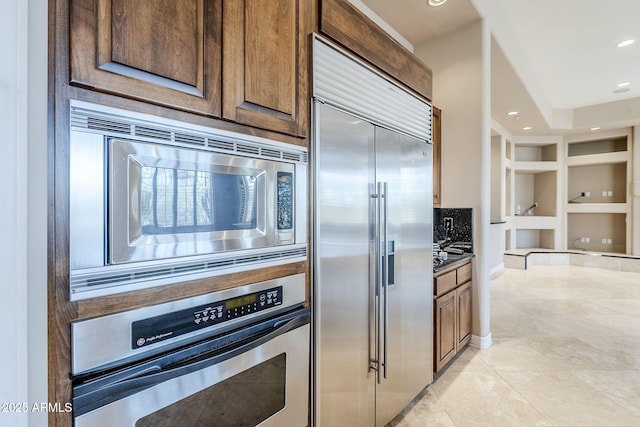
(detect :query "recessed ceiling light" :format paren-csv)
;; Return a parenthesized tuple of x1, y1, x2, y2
(616, 39, 635, 48)
(507, 111, 518, 116)
(428, 0, 448, 6)
(613, 87, 630, 93)
(617, 82, 630, 87)
(590, 127, 601, 131)
(522, 126, 532, 131)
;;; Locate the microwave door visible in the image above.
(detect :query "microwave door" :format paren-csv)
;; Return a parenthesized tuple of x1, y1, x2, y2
(131, 164, 260, 239)
(109, 139, 277, 264)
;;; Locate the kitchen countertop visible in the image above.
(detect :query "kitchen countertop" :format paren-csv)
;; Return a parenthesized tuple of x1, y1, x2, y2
(433, 253, 474, 275)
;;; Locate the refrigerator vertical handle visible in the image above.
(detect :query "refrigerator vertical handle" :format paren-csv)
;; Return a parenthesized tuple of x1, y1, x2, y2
(376, 182, 383, 385)
(382, 182, 389, 380)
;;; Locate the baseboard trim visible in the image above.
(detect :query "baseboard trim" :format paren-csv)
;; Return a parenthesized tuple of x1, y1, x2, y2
(470, 333, 492, 350)
(489, 263, 504, 278)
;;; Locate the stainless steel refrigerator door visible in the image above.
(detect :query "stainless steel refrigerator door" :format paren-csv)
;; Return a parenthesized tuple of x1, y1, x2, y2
(314, 103, 376, 427)
(374, 127, 433, 426)
(314, 103, 434, 426)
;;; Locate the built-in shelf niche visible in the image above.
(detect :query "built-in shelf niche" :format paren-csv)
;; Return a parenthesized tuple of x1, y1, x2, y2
(514, 170, 557, 216)
(567, 213, 627, 254)
(567, 137, 627, 157)
(514, 143, 557, 162)
(567, 163, 627, 204)
(493, 126, 633, 257)
(516, 229, 555, 250)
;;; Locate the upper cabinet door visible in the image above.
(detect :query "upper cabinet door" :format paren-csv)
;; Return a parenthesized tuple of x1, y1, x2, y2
(71, 0, 222, 116)
(222, 0, 310, 137)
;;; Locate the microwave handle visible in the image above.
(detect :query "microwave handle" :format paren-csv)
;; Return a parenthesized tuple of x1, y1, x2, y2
(73, 308, 310, 417)
(126, 156, 143, 243)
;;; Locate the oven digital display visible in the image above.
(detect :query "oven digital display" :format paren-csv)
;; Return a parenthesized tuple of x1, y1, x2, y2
(225, 294, 258, 310)
(131, 286, 283, 349)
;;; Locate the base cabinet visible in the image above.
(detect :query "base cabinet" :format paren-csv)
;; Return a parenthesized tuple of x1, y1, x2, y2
(434, 260, 472, 372)
(456, 280, 472, 349)
(435, 288, 456, 369)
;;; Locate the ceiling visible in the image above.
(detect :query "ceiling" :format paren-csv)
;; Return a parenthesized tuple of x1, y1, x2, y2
(356, 0, 640, 137)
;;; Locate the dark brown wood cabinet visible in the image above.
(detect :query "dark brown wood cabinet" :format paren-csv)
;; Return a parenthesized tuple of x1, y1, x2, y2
(456, 280, 472, 349)
(71, 0, 223, 116)
(435, 287, 457, 369)
(319, 0, 432, 101)
(222, 0, 310, 137)
(432, 106, 442, 207)
(53, 2, 315, 426)
(70, 0, 311, 137)
(434, 259, 472, 372)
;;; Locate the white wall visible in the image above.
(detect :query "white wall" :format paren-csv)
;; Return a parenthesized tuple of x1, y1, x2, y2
(0, 2, 28, 423)
(347, 0, 414, 51)
(634, 126, 640, 255)
(0, 0, 48, 425)
(489, 223, 505, 276)
(415, 19, 493, 348)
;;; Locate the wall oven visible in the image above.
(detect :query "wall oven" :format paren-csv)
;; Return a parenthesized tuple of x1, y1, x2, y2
(69, 100, 307, 300)
(71, 274, 310, 427)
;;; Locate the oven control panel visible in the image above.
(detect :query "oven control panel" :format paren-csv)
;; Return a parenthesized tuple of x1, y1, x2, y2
(131, 286, 283, 349)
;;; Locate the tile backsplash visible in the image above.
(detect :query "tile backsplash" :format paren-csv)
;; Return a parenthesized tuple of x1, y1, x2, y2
(434, 208, 473, 249)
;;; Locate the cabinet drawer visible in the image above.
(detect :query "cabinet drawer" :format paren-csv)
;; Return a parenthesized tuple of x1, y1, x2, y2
(457, 262, 472, 284)
(435, 270, 457, 296)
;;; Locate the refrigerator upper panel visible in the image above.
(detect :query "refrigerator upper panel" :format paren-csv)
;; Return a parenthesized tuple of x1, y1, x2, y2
(312, 34, 432, 143)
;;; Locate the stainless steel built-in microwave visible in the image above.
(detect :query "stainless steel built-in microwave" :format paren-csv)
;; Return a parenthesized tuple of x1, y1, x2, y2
(69, 101, 307, 300)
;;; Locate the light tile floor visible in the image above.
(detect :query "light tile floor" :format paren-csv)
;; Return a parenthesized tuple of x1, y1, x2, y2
(389, 265, 640, 426)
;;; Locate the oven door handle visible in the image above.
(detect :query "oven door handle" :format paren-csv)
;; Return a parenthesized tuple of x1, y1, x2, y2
(73, 308, 310, 417)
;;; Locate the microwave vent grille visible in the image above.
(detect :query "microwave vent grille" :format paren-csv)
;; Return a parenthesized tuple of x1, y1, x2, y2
(72, 247, 307, 296)
(261, 148, 281, 159)
(134, 126, 172, 141)
(204, 260, 235, 269)
(71, 104, 307, 164)
(236, 143, 260, 156)
(174, 132, 206, 147)
(85, 274, 132, 288)
(283, 151, 307, 162)
(134, 268, 173, 279)
(84, 117, 131, 135)
(260, 252, 286, 261)
(172, 263, 206, 273)
(208, 139, 235, 151)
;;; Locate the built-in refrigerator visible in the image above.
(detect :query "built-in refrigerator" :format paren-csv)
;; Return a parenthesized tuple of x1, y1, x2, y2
(312, 35, 434, 427)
